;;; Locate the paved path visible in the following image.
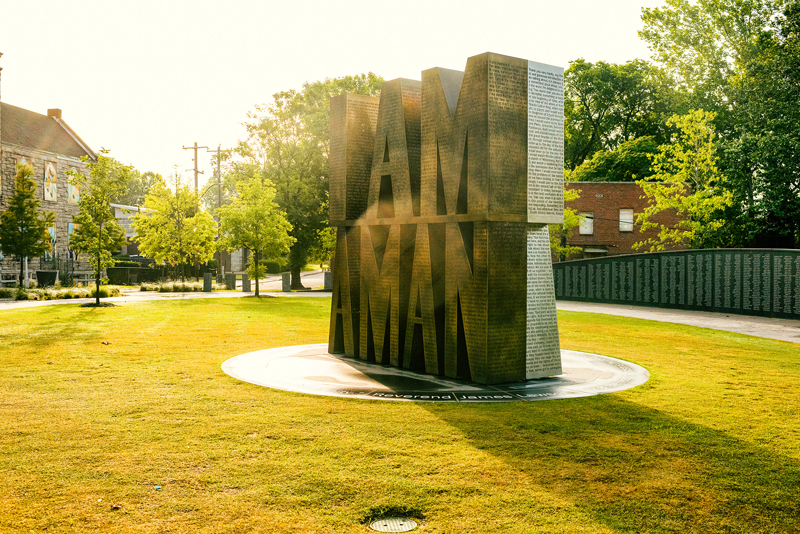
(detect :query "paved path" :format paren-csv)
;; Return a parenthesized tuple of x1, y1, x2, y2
(556, 301, 800, 344)
(0, 270, 329, 312)
(232, 269, 327, 292)
(0, 285, 328, 312)
(2, 288, 798, 344)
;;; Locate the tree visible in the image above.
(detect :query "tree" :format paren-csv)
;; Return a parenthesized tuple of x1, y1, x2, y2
(549, 186, 583, 261)
(721, 1, 800, 248)
(564, 58, 683, 169)
(640, 0, 787, 132)
(217, 176, 294, 296)
(307, 195, 335, 269)
(635, 110, 734, 251)
(0, 163, 55, 283)
(112, 170, 160, 206)
(68, 154, 131, 305)
(235, 72, 383, 288)
(640, 0, 799, 248)
(570, 136, 659, 182)
(131, 172, 217, 282)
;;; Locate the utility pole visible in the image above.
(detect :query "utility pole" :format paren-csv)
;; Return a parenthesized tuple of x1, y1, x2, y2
(182, 142, 208, 215)
(182, 142, 207, 278)
(206, 145, 223, 215)
(206, 145, 225, 278)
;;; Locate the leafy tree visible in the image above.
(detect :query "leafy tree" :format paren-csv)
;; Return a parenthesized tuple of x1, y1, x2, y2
(112, 170, 161, 206)
(635, 110, 734, 251)
(132, 172, 217, 282)
(565, 58, 683, 169)
(0, 163, 55, 283)
(235, 72, 382, 288)
(721, 1, 800, 248)
(311, 226, 336, 269)
(68, 154, 131, 305)
(549, 186, 583, 261)
(570, 136, 659, 182)
(217, 176, 294, 296)
(640, 0, 787, 132)
(640, 0, 800, 248)
(307, 195, 336, 269)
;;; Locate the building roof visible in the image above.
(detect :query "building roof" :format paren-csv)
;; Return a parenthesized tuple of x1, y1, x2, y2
(0, 102, 96, 160)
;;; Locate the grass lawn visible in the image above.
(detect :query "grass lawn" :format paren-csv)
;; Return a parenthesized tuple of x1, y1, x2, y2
(1, 298, 798, 533)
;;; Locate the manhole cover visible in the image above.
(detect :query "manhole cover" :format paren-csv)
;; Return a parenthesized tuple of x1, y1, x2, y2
(369, 516, 418, 532)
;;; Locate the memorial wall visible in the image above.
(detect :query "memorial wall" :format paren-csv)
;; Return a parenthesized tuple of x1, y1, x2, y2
(329, 53, 565, 385)
(553, 249, 800, 319)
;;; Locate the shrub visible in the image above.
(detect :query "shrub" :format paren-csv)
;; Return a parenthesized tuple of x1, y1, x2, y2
(5, 285, 120, 301)
(141, 282, 161, 292)
(90, 288, 109, 299)
(264, 261, 286, 274)
(138, 267, 165, 283)
(145, 281, 206, 293)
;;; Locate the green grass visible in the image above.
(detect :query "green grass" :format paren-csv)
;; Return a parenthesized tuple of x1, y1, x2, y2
(1, 299, 798, 533)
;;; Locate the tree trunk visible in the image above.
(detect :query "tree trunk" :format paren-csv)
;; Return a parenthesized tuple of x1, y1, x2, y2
(290, 265, 304, 290)
(18, 257, 24, 287)
(254, 249, 260, 297)
(96, 222, 102, 305)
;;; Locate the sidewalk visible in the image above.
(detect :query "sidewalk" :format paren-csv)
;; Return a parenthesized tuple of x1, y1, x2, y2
(232, 269, 327, 292)
(2, 289, 798, 344)
(556, 300, 800, 344)
(0, 282, 330, 312)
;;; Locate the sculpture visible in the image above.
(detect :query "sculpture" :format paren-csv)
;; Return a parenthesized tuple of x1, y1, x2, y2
(328, 53, 564, 385)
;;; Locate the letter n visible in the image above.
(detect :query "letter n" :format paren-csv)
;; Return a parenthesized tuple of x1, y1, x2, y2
(444, 222, 488, 381)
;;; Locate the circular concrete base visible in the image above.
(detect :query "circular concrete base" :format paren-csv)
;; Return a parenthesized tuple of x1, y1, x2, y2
(221, 344, 649, 403)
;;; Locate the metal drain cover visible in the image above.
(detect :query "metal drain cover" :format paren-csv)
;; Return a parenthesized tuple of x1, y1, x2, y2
(369, 516, 417, 532)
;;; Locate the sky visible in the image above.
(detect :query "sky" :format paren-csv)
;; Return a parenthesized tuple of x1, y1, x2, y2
(0, 0, 665, 190)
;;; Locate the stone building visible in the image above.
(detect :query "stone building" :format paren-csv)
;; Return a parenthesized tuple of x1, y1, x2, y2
(0, 60, 97, 275)
(563, 181, 685, 259)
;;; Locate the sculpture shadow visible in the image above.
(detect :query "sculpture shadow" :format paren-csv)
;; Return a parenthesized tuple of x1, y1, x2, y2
(419, 394, 800, 533)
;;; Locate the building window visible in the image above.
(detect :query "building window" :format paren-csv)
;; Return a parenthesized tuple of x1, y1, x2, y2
(579, 212, 594, 235)
(619, 209, 634, 232)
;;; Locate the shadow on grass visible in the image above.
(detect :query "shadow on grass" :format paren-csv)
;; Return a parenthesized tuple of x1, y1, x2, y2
(422, 395, 800, 534)
(0, 305, 122, 353)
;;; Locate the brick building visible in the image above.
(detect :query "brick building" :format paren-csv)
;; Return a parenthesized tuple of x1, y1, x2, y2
(1, 56, 96, 276)
(563, 181, 685, 259)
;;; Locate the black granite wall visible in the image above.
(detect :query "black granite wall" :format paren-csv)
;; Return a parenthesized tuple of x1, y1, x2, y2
(553, 249, 800, 319)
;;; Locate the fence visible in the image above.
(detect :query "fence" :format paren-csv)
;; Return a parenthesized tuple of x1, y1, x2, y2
(552, 249, 800, 320)
(39, 255, 75, 286)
